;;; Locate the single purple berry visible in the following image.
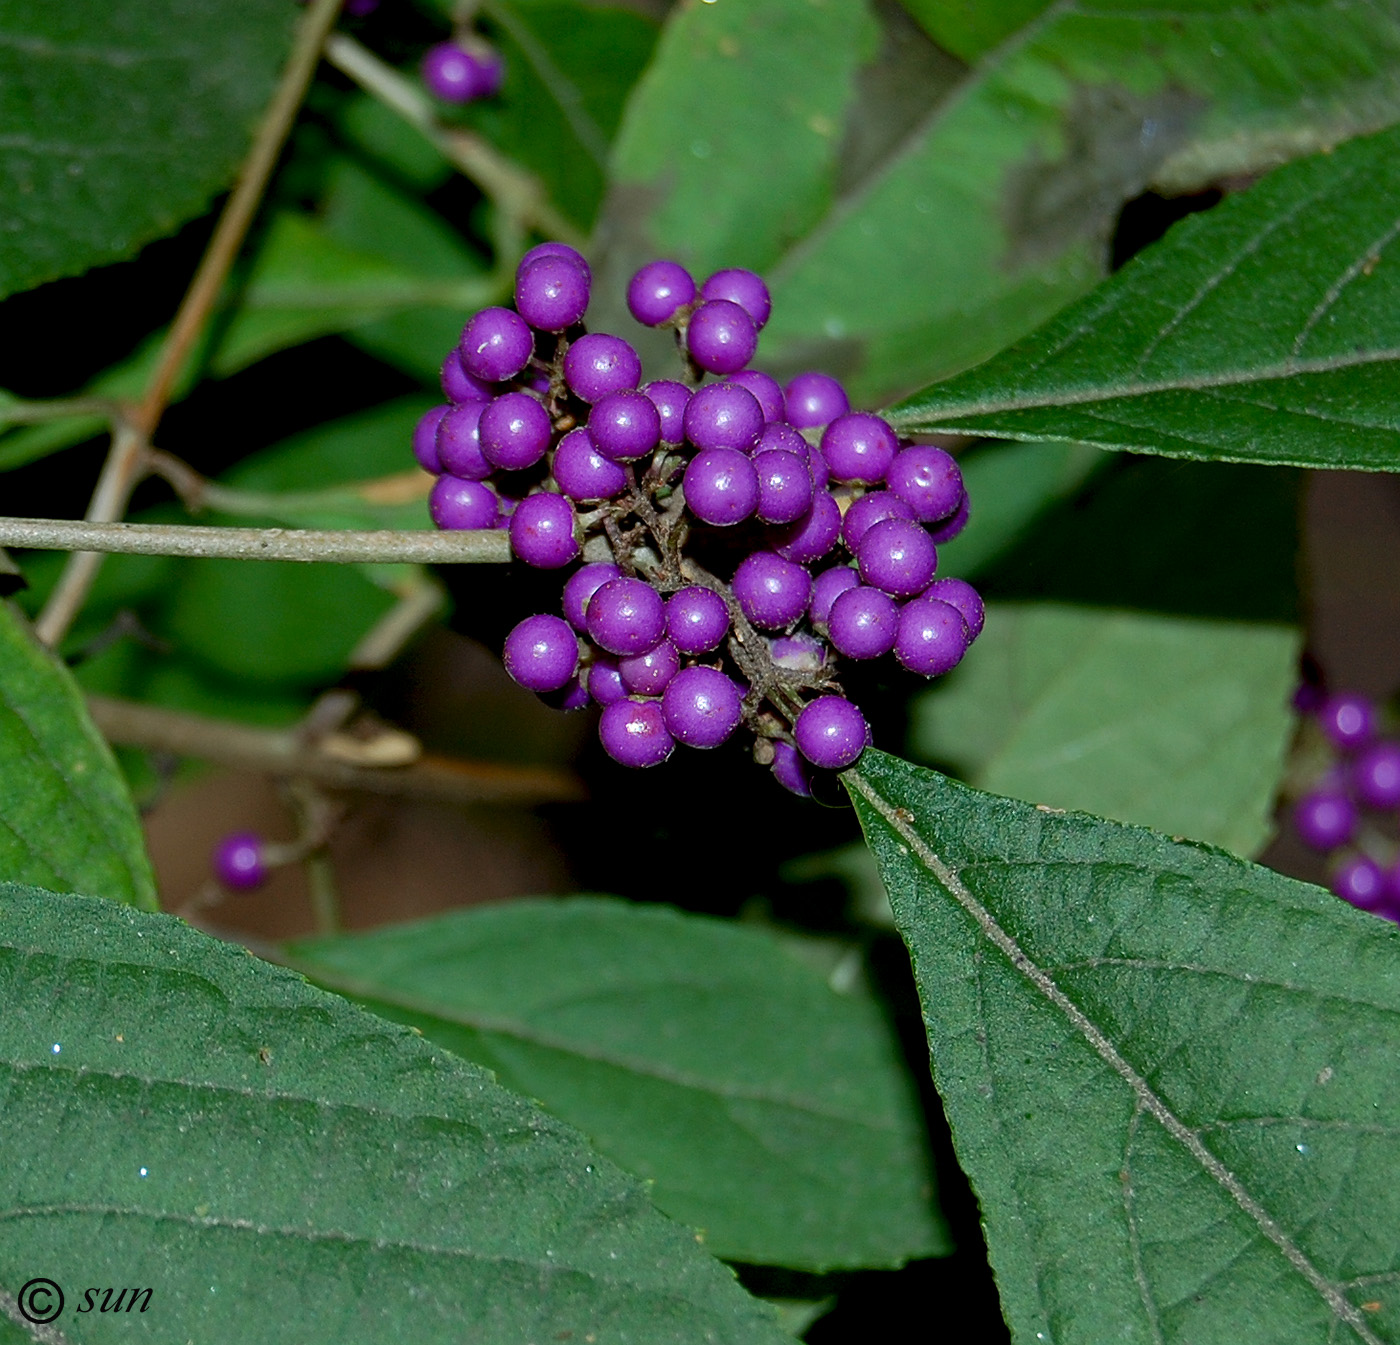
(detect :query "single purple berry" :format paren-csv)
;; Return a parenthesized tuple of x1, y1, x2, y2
(564, 332, 641, 403)
(732, 552, 813, 630)
(459, 306, 534, 382)
(627, 259, 696, 326)
(509, 492, 579, 569)
(589, 390, 662, 462)
(794, 696, 868, 770)
(683, 382, 764, 452)
(213, 832, 266, 891)
(562, 562, 622, 632)
(422, 42, 484, 102)
(701, 268, 772, 330)
(771, 740, 814, 796)
(666, 586, 730, 654)
(479, 392, 552, 471)
(1333, 855, 1389, 911)
(503, 613, 579, 693)
(521, 242, 591, 286)
(821, 413, 899, 485)
(857, 516, 939, 597)
(757, 422, 808, 456)
(683, 447, 760, 526)
(619, 638, 680, 697)
(887, 445, 964, 523)
(1318, 693, 1377, 751)
(599, 699, 675, 768)
(542, 675, 591, 713)
(441, 351, 492, 405)
(413, 404, 450, 474)
(430, 476, 499, 530)
(645, 380, 692, 443)
(586, 577, 667, 656)
(753, 449, 814, 525)
(784, 372, 849, 429)
(769, 632, 826, 671)
(895, 598, 969, 677)
(725, 370, 784, 422)
(841, 490, 915, 551)
(927, 491, 969, 544)
(553, 427, 627, 501)
(922, 577, 985, 640)
(810, 565, 861, 627)
(686, 299, 757, 375)
(662, 666, 743, 748)
(772, 491, 842, 564)
(586, 656, 627, 706)
(515, 254, 590, 332)
(1294, 791, 1358, 851)
(828, 585, 900, 660)
(436, 401, 491, 479)
(1353, 741, 1400, 809)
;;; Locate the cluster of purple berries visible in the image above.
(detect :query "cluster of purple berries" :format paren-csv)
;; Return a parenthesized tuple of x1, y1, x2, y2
(421, 36, 503, 104)
(410, 244, 982, 787)
(1291, 690, 1400, 921)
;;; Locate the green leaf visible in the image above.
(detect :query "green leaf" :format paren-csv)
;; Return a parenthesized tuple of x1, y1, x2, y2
(848, 752, 1400, 1345)
(890, 122, 1400, 469)
(0, 602, 155, 910)
(0, 0, 295, 300)
(285, 897, 948, 1272)
(896, 0, 1051, 62)
(0, 884, 791, 1344)
(910, 603, 1300, 856)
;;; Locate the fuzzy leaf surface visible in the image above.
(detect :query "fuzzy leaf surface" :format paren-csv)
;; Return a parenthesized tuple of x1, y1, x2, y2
(848, 752, 1400, 1345)
(0, 885, 791, 1345)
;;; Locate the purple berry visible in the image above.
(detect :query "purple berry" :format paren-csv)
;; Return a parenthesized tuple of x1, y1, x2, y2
(553, 426, 628, 501)
(1333, 855, 1389, 911)
(895, 598, 969, 676)
(725, 370, 784, 422)
(459, 306, 534, 382)
(821, 413, 899, 485)
(686, 299, 757, 375)
(753, 449, 814, 525)
(441, 352, 492, 405)
(769, 632, 826, 671)
(589, 390, 662, 462)
(619, 638, 680, 697)
(757, 422, 808, 456)
(213, 831, 266, 890)
(887, 445, 964, 523)
(921, 577, 984, 640)
(436, 401, 491, 479)
(422, 42, 488, 102)
(509, 493, 579, 569)
(732, 552, 813, 630)
(662, 666, 743, 748)
(1294, 791, 1358, 851)
(479, 392, 552, 471)
(521, 242, 591, 286)
(586, 577, 667, 656)
(515, 254, 590, 332)
(701, 268, 772, 330)
(1319, 693, 1377, 751)
(857, 517, 938, 597)
(927, 491, 969, 544)
(564, 332, 641, 403)
(627, 260, 696, 326)
(771, 740, 814, 796)
(810, 565, 861, 627)
(471, 46, 504, 98)
(684, 447, 760, 526)
(413, 404, 450, 474)
(841, 490, 915, 551)
(562, 562, 622, 631)
(683, 382, 764, 452)
(794, 696, 868, 770)
(1353, 741, 1400, 809)
(828, 585, 899, 660)
(503, 613, 579, 693)
(806, 444, 831, 492)
(586, 656, 627, 706)
(772, 491, 842, 565)
(784, 372, 849, 429)
(666, 586, 730, 654)
(543, 675, 591, 712)
(599, 699, 675, 768)
(430, 476, 499, 530)
(645, 380, 691, 444)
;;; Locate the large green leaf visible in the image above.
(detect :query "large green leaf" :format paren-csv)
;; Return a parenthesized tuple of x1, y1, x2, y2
(0, 0, 296, 301)
(848, 752, 1400, 1345)
(890, 122, 1400, 469)
(0, 884, 789, 1344)
(285, 897, 948, 1272)
(910, 603, 1300, 856)
(0, 603, 155, 910)
(896, 0, 1052, 62)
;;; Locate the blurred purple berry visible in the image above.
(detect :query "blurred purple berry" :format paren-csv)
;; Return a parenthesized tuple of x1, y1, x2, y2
(784, 372, 849, 429)
(663, 667, 742, 748)
(1318, 693, 1377, 751)
(683, 382, 764, 452)
(1333, 855, 1389, 912)
(586, 577, 667, 656)
(828, 585, 899, 660)
(599, 699, 675, 768)
(627, 260, 696, 326)
(895, 598, 969, 677)
(459, 307, 533, 382)
(732, 552, 813, 630)
(422, 43, 482, 102)
(795, 696, 868, 770)
(430, 476, 499, 530)
(480, 392, 552, 471)
(515, 254, 590, 331)
(564, 332, 641, 403)
(1353, 741, 1400, 809)
(503, 614, 579, 693)
(1293, 791, 1358, 851)
(684, 447, 760, 526)
(686, 299, 757, 375)
(701, 268, 772, 330)
(213, 832, 266, 891)
(666, 586, 730, 654)
(509, 492, 578, 569)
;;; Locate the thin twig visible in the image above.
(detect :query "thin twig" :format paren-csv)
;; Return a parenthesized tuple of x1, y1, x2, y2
(0, 396, 119, 427)
(2, 518, 509, 565)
